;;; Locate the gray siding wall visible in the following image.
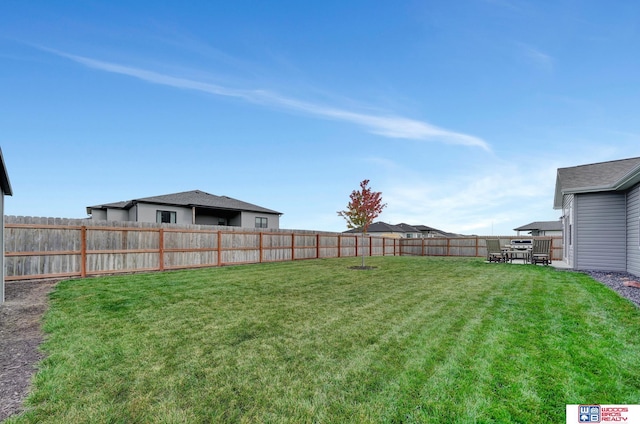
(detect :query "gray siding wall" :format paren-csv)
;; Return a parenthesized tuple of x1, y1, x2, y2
(97, 204, 280, 229)
(92, 209, 107, 220)
(107, 208, 131, 222)
(129, 206, 137, 222)
(137, 204, 193, 225)
(626, 184, 640, 277)
(575, 192, 626, 271)
(240, 211, 280, 229)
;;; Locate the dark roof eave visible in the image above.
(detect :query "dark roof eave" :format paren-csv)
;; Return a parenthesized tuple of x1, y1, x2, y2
(561, 185, 616, 195)
(190, 204, 282, 215)
(614, 165, 640, 191)
(0, 148, 12, 196)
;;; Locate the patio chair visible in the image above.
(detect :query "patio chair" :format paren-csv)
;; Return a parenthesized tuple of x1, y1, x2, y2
(485, 239, 507, 263)
(531, 239, 552, 265)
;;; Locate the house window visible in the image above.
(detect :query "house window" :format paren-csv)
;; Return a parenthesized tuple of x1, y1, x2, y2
(156, 210, 176, 224)
(218, 218, 227, 226)
(255, 217, 268, 228)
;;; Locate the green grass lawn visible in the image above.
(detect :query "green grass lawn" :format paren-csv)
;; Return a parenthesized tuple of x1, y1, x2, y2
(8, 256, 640, 423)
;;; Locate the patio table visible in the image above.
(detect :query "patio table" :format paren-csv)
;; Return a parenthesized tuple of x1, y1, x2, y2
(504, 245, 532, 263)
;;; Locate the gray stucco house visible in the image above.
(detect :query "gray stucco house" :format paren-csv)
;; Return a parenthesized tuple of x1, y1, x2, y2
(344, 222, 459, 238)
(554, 156, 640, 275)
(513, 220, 562, 237)
(0, 149, 13, 303)
(344, 222, 408, 238)
(87, 190, 282, 229)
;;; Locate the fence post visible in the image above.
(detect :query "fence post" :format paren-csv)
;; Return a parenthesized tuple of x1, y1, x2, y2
(217, 230, 222, 266)
(316, 234, 320, 259)
(338, 235, 342, 258)
(259, 232, 263, 263)
(475, 236, 479, 258)
(159, 228, 164, 271)
(80, 226, 87, 278)
(291, 233, 295, 260)
(369, 236, 372, 257)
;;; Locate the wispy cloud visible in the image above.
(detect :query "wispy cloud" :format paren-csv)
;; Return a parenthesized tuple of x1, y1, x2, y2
(380, 160, 558, 234)
(518, 43, 554, 71)
(47, 48, 490, 150)
(482, 0, 528, 12)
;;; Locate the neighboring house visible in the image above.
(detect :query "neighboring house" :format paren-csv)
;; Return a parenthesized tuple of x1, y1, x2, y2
(412, 224, 461, 238)
(344, 222, 407, 238)
(87, 190, 282, 229)
(554, 156, 640, 276)
(0, 149, 12, 303)
(513, 220, 562, 237)
(344, 222, 458, 238)
(396, 223, 423, 238)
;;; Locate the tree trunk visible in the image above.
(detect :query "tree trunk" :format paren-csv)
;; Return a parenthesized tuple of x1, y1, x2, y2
(361, 232, 366, 267)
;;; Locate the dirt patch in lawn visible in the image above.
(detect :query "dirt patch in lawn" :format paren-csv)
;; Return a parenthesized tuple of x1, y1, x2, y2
(0, 279, 58, 422)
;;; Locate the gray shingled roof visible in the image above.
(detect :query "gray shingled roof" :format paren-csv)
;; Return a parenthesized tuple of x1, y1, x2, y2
(344, 222, 460, 236)
(554, 157, 640, 208)
(396, 223, 421, 232)
(412, 224, 459, 237)
(344, 222, 406, 234)
(513, 220, 562, 232)
(88, 190, 281, 215)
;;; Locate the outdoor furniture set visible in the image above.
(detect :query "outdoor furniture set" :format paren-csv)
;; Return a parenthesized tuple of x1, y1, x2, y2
(485, 238, 552, 265)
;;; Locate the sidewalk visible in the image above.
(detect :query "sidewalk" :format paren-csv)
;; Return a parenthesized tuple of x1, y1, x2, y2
(551, 260, 572, 270)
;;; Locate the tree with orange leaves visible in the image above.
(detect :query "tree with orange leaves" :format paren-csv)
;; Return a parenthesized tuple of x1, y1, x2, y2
(337, 179, 387, 268)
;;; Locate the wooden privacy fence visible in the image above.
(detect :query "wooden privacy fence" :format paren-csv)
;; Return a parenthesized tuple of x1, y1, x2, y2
(4, 217, 401, 281)
(4, 217, 564, 281)
(400, 236, 563, 261)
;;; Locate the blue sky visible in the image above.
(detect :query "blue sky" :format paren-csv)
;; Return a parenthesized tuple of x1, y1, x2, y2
(2, 1, 640, 235)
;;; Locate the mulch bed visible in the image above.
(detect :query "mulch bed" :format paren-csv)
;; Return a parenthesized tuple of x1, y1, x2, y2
(0, 279, 58, 422)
